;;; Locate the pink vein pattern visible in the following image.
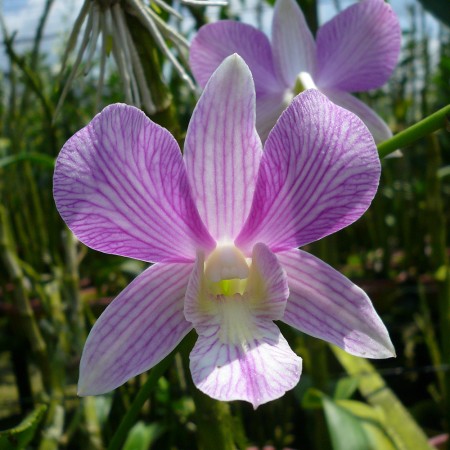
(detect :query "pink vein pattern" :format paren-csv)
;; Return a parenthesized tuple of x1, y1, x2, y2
(185, 55, 263, 242)
(236, 89, 381, 253)
(78, 262, 193, 395)
(54, 104, 214, 263)
(278, 249, 395, 358)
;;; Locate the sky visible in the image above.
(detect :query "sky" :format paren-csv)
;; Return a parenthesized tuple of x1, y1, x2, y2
(0, 0, 443, 70)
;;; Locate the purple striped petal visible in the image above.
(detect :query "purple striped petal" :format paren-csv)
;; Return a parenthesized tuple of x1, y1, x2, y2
(247, 243, 289, 320)
(236, 89, 380, 253)
(189, 21, 283, 96)
(256, 91, 292, 143)
(184, 55, 263, 242)
(54, 104, 214, 263)
(78, 262, 193, 395)
(315, 0, 401, 92)
(272, 0, 316, 86)
(190, 322, 301, 408)
(278, 249, 395, 358)
(322, 89, 392, 144)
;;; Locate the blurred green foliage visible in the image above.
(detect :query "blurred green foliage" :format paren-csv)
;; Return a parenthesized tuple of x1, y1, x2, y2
(0, 0, 449, 449)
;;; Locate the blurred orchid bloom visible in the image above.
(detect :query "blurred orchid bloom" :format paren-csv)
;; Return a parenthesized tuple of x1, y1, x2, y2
(54, 55, 394, 408)
(190, 0, 401, 143)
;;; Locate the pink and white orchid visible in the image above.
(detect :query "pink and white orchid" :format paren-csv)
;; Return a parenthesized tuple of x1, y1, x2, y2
(190, 0, 401, 143)
(54, 55, 394, 408)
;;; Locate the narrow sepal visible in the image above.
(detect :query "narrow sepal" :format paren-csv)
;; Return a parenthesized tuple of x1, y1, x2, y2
(185, 55, 262, 242)
(78, 263, 193, 395)
(278, 249, 395, 359)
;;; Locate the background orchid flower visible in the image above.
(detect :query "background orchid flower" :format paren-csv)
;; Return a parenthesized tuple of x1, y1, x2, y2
(53, 54, 394, 408)
(190, 0, 401, 143)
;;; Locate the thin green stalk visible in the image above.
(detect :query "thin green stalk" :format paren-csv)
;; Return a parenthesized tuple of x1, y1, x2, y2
(107, 349, 176, 450)
(182, 341, 239, 450)
(377, 104, 450, 158)
(425, 134, 450, 428)
(0, 206, 51, 390)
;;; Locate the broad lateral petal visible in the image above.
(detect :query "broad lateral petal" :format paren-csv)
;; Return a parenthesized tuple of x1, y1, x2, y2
(236, 89, 380, 253)
(190, 21, 283, 95)
(315, 0, 401, 92)
(278, 249, 395, 359)
(272, 0, 316, 87)
(184, 55, 263, 242)
(190, 321, 302, 409)
(54, 104, 214, 263)
(322, 89, 392, 144)
(78, 262, 193, 395)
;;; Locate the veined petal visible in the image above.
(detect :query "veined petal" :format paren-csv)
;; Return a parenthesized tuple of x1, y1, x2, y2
(278, 249, 395, 358)
(322, 89, 392, 144)
(189, 21, 283, 95)
(190, 321, 301, 408)
(256, 91, 291, 143)
(54, 104, 214, 263)
(184, 55, 263, 242)
(315, 0, 401, 92)
(78, 262, 193, 395)
(247, 243, 289, 320)
(236, 89, 380, 253)
(272, 0, 316, 87)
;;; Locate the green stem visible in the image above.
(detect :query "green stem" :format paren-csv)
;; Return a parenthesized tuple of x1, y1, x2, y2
(377, 103, 450, 158)
(180, 334, 242, 450)
(107, 350, 176, 450)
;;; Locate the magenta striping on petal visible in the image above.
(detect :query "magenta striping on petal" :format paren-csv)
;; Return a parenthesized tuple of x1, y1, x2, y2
(54, 104, 214, 264)
(185, 55, 263, 242)
(315, 0, 401, 91)
(322, 88, 393, 144)
(189, 0, 400, 144)
(190, 322, 302, 409)
(236, 89, 381, 253)
(278, 249, 395, 358)
(78, 263, 194, 395)
(272, 0, 316, 86)
(190, 21, 283, 95)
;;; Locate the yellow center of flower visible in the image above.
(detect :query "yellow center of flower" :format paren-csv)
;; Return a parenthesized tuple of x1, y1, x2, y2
(293, 71, 317, 94)
(201, 245, 262, 346)
(204, 245, 249, 296)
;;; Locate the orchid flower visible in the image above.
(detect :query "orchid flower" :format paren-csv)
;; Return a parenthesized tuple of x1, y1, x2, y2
(190, 0, 401, 143)
(53, 55, 394, 408)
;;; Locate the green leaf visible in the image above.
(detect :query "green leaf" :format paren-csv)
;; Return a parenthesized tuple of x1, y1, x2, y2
(331, 346, 434, 449)
(0, 153, 55, 169)
(322, 396, 371, 450)
(337, 400, 396, 450)
(334, 377, 359, 400)
(301, 387, 324, 409)
(0, 404, 47, 450)
(123, 422, 163, 450)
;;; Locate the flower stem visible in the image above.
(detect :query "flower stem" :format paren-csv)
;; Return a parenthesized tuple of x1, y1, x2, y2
(107, 351, 176, 450)
(181, 333, 243, 450)
(377, 103, 450, 158)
